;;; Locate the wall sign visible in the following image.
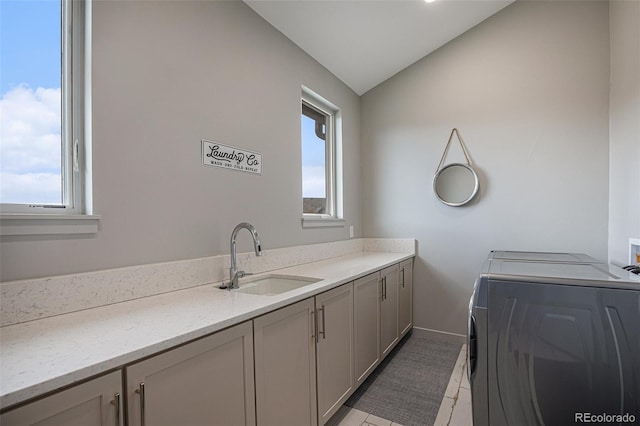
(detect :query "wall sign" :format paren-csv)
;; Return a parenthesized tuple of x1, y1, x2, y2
(202, 139, 262, 175)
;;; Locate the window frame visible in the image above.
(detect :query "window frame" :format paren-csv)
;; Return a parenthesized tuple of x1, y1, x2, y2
(301, 87, 344, 228)
(0, 0, 98, 235)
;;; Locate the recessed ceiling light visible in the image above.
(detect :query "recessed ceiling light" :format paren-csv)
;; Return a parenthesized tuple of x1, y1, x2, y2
(424, 0, 436, 3)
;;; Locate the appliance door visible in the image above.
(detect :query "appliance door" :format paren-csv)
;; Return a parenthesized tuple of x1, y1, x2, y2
(487, 281, 640, 426)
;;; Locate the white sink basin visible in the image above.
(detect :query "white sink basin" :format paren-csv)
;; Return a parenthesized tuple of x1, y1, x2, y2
(233, 274, 321, 296)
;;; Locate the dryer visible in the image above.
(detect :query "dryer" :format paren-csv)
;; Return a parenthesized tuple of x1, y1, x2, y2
(468, 254, 640, 426)
(487, 250, 601, 263)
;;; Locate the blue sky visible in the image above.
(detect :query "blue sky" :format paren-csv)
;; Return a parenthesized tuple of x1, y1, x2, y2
(301, 114, 326, 198)
(1, 0, 62, 204)
(1, 0, 60, 94)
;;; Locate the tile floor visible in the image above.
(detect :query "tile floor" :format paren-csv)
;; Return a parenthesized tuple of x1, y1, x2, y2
(433, 344, 472, 426)
(327, 344, 472, 426)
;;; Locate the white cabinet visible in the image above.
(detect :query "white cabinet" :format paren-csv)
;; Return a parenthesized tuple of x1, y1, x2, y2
(380, 264, 399, 357)
(316, 283, 354, 425)
(398, 259, 413, 337)
(353, 262, 405, 386)
(1, 371, 123, 426)
(126, 321, 255, 426)
(353, 272, 381, 386)
(3, 257, 414, 426)
(254, 298, 317, 426)
(253, 283, 355, 426)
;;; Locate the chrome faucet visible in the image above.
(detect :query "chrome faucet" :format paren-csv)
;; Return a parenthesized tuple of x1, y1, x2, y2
(225, 222, 262, 290)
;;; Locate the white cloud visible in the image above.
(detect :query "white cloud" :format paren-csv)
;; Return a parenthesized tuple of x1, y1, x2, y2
(0, 85, 62, 204)
(0, 171, 61, 204)
(302, 165, 326, 198)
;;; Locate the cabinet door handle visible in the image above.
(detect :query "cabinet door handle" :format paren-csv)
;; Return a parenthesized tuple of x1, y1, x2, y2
(135, 382, 146, 426)
(319, 305, 326, 340)
(312, 310, 318, 343)
(401, 268, 405, 288)
(379, 278, 384, 301)
(383, 276, 387, 300)
(111, 392, 121, 426)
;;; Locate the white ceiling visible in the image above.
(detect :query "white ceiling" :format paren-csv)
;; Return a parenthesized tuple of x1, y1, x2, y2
(245, 0, 514, 95)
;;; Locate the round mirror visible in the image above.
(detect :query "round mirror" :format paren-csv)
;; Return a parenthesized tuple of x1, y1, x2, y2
(433, 163, 479, 207)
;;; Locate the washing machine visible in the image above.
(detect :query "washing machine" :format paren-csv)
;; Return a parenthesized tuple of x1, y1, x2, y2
(468, 253, 640, 426)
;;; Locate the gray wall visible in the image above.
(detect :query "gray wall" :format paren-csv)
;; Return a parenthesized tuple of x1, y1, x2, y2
(2, 0, 633, 340)
(609, 0, 640, 267)
(0, 1, 361, 282)
(361, 1, 610, 335)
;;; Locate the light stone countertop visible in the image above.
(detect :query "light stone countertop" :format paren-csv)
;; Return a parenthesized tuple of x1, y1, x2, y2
(0, 251, 413, 410)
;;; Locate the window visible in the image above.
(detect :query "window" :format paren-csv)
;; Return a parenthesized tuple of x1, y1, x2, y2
(301, 87, 343, 227)
(0, 0, 89, 216)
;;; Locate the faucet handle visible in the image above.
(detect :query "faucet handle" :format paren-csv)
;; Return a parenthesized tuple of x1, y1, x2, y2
(219, 270, 255, 290)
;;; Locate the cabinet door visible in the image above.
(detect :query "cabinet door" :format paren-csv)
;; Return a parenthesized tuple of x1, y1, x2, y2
(380, 264, 399, 357)
(353, 272, 380, 386)
(398, 259, 413, 337)
(316, 283, 354, 425)
(1, 371, 122, 426)
(126, 321, 255, 426)
(254, 298, 317, 426)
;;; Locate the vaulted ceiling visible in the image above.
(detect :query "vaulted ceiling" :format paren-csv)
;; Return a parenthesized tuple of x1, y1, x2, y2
(245, 0, 514, 95)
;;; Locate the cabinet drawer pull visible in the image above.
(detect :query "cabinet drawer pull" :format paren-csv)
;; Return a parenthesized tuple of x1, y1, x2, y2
(135, 382, 146, 426)
(111, 393, 121, 426)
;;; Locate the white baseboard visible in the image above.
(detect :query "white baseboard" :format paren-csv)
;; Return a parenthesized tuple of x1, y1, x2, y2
(411, 326, 467, 344)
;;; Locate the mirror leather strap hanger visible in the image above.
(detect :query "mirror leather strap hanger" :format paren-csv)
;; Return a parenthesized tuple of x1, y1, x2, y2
(433, 128, 480, 207)
(435, 128, 473, 173)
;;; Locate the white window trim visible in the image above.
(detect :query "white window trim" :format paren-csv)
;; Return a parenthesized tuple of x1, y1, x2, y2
(0, 213, 100, 236)
(301, 86, 344, 228)
(0, 0, 98, 236)
(301, 216, 346, 228)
